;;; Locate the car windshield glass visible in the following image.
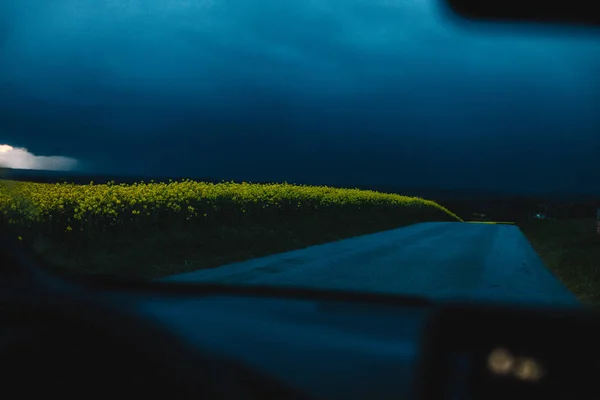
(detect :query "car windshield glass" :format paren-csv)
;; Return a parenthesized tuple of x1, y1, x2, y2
(1, 0, 599, 306)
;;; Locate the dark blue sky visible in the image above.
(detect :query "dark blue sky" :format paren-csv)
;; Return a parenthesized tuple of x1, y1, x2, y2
(1, 0, 599, 195)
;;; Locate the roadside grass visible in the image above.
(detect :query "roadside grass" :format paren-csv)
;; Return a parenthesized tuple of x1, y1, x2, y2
(0, 179, 461, 279)
(518, 218, 600, 305)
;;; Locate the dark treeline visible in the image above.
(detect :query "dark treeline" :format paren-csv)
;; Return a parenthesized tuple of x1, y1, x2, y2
(0, 168, 219, 186)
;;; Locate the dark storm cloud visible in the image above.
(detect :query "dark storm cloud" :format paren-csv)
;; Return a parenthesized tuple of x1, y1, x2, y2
(1, 0, 599, 194)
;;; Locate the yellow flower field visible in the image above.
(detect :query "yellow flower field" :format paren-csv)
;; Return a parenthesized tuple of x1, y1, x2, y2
(0, 179, 461, 278)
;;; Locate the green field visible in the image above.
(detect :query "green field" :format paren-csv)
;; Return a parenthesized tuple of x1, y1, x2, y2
(518, 218, 600, 305)
(0, 179, 461, 279)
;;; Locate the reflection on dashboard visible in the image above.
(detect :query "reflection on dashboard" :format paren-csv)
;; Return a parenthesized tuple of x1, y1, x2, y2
(488, 347, 545, 381)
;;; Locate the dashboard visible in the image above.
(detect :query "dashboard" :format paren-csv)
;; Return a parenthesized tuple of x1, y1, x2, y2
(131, 292, 428, 399)
(99, 287, 600, 400)
(1, 247, 599, 400)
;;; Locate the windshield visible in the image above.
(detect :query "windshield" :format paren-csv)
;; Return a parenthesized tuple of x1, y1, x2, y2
(1, 0, 599, 305)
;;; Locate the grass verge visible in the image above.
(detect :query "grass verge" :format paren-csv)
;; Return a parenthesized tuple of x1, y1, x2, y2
(518, 218, 600, 305)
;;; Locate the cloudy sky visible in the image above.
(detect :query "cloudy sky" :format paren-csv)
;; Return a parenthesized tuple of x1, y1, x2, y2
(1, 0, 599, 195)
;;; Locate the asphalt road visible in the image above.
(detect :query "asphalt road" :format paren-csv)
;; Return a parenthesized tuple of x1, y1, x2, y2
(162, 222, 580, 306)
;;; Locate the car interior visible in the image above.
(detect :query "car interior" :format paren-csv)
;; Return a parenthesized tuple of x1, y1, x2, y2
(2, 230, 600, 400)
(1, 1, 599, 399)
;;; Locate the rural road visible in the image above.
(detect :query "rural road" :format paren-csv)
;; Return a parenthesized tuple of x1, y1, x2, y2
(162, 222, 580, 306)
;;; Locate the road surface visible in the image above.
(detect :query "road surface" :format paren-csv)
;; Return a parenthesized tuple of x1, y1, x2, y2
(162, 222, 579, 306)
